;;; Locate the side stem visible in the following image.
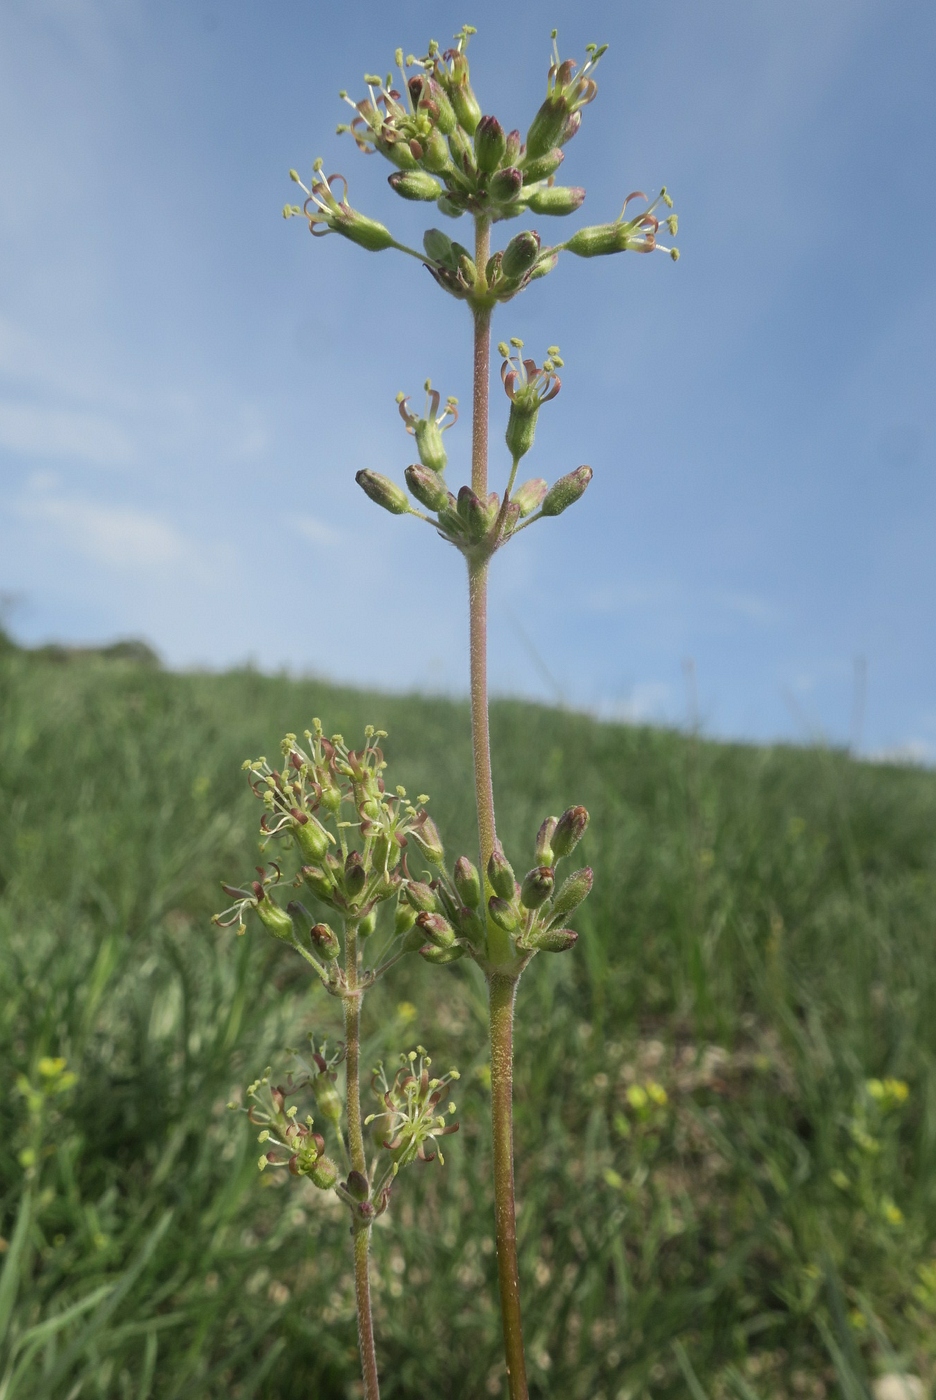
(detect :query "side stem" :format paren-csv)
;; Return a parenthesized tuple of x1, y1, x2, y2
(344, 923, 380, 1400)
(469, 214, 529, 1400)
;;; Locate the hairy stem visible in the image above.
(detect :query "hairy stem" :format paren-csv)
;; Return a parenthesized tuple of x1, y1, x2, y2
(469, 213, 529, 1400)
(489, 973, 528, 1400)
(344, 924, 380, 1400)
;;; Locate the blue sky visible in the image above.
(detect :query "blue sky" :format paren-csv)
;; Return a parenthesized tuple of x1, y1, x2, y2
(1, 0, 934, 758)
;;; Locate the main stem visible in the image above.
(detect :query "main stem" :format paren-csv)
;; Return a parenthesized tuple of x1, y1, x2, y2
(344, 924, 380, 1400)
(470, 216, 529, 1400)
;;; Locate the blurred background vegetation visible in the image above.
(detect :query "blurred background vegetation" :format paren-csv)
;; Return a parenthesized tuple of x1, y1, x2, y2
(1, 633, 935, 1399)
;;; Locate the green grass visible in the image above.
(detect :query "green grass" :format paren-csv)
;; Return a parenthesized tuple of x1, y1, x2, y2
(2, 640, 936, 1398)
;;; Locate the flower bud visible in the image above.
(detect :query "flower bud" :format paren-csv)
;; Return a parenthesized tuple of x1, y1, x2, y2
(302, 864, 334, 901)
(388, 170, 444, 202)
(394, 901, 417, 937)
(474, 115, 506, 174)
(345, 1168, 370, 1201)
(524, 185, 585, 216)
(530, 926, 578, 953)
(255, 895, 295, 942)
(311, 922, 340, 961)
(488, 167, 523, 204)
(535, 816, 558, 866)
(355, 469, 409, 515)
(344, 850, 367, 900)
(293, 815, 329, 863)
(419, 943, 466, 965)
(520, 866, 555, 910)
(541, 465, 593, 517)
(551, 866, 594, 920)
(415, 420, 448, 474)
(529, 249, 559, 281)
(504, 129, 522, 165)
(512, 478, 548, 517)
(405, 880, 437, 913)
(526, 98, 569, 163)
(521, 148, 564, 184)
(487, 840, 515, 901)
(310, 1155, 339, 1189)
(410, 813, 445, 866)
(488, 896, 519, 932)
(453, 856, 481, 909)
(552, 805, 590, 860)
(359, 911, 377, 937)
(444, 56, 481, 134)
(313, 1072, 342, 1123)
(437, 193, 468, 219)
(448, 125, 476, 175)
(338, 211, 396, 253)
(424, 227, 455, 264)
(457, 485, 490, 541)
(412, 127, 451, 173)
(501, 230, 541, 282)
(454, 905, 486, 943)
(416, 911, 456, 948)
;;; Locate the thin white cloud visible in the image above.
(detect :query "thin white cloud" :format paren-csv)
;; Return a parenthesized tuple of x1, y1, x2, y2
(17, 491, 185, 568)
(0, 399, 135, 466)
(293, 514, 344, 547)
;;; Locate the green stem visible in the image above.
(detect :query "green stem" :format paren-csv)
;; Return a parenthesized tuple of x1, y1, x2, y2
(343, 923, 380, 1400)
(489, 973, 528, 1400)
(469, 213, 529, 1400)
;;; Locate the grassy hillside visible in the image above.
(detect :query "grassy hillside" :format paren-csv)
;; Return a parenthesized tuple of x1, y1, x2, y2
(1, 644, 935, 1399)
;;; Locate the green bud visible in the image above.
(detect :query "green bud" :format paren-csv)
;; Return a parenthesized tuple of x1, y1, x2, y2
(405, 464, 451, 512)
(530, 926, 578, 953)
(552, 806, 590, 860)
(355, 469, 410, 515)
(487, 840, 516, 901)
(394, 901, 417, 937)
(501, 230, 541, 281)
(448, 125, 476, 174)
(405, 880, 437, 913)
(489, 167, 523, 204)
(413, 128, 451, 173)
(520, 866, 555, 910)
(504, 128, 522, 164)
(302, 864, 334, 901)
(255, 895, 294, 942)
(388, 170, 444, 202)
(474, 114, 506, 174)
(512, 478, 548, 516)
(313, 1072, 343, 1122)
(437, 194, 467, 218)
(310, 1155, 339, 1189)
(293, 816, 329, 863)
(505, 402, 539, 463)
(541, 466, 593, 516)
(529, 249, 559, 280)
(345, 1168, 370, 1201)
(359, 911, 377, 937)
(526, 96, 569, 163)
(337, 211, 397, 253)
(521, 148, 564, 184)
(424, 227, 455, 264)
(457, 485, 490, 541)
(454, 904, 486, 943)
(377, 134, 418, 170)
(535, 816, 558, 866)
(453, 856, 481, 909)
(524, 185, 585, 216)
(344, 851, 366, 901)
(419, 943, 466, 965)
(551, 866, 594, 920)
(311, 922, 340, 961)
(410, 813, 445, 866)
(415, 420, 447, 474)
(488, 896, 519, 933)
(416, 911, 456, 948)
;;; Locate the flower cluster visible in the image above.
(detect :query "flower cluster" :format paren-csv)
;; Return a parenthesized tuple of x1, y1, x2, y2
(367, 1048, 460, 1168)
(356, 342, 593, 561)
(241, 1067, 340, 1189)
(285, 25, 679, 309)
(394, 802, 593, 971)
(213, 724, 444, 993)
